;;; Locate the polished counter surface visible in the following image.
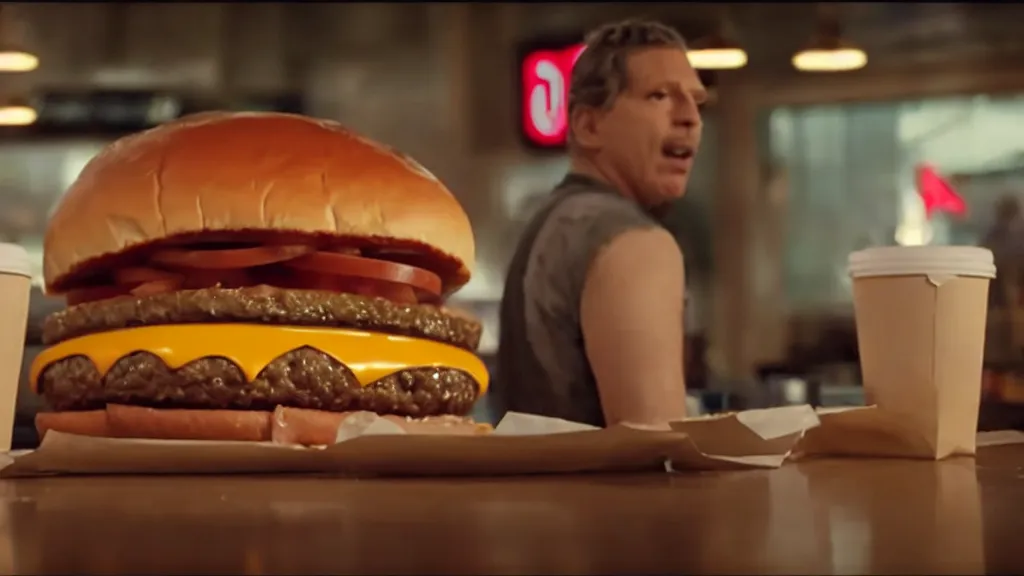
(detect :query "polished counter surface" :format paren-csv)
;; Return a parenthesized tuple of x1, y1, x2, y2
(0, 444, 1021, 575)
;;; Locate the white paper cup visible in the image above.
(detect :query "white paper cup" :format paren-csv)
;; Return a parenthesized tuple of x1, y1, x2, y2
(848, 246, 995, 458)
(0, 244, 31, 452)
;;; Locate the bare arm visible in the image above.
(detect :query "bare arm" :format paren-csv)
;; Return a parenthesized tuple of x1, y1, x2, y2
(580, 227, 687, 426)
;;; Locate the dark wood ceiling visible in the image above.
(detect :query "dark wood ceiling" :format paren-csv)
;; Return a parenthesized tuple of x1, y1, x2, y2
(11, 2, 1024, 89)
(514, 2, 1024, 77)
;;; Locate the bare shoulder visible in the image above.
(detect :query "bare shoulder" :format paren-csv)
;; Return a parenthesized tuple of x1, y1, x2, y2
(582, 226, 684, 335)
(588, 226, 683, 286)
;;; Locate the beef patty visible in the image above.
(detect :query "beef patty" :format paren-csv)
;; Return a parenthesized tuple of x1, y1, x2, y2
(39, 348, 479, 416)
(42, 285, 482, 349)
(37, 285, 484, 416)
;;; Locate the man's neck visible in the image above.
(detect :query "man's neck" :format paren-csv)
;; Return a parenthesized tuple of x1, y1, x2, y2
(568, 155, 673, 219)
(568, 155, 634, 202)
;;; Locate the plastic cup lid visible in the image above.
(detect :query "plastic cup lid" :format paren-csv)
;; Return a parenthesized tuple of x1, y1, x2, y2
(848, 245, 996, 279)
(0, 243, 31, 278)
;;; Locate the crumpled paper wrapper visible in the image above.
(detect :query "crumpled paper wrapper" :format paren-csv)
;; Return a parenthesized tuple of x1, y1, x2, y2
(0, 405, 822, 478)
(792, 405, 1024, 460)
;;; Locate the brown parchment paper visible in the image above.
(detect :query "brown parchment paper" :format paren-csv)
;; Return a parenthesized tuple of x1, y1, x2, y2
(792, 406, 1024, 460)
(0, 406, 822, 478)
(670, 404, 821, 467)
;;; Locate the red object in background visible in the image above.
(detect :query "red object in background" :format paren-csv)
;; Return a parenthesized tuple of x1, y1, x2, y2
(916, 163, 967, 219)
(521, 43, 585, 147)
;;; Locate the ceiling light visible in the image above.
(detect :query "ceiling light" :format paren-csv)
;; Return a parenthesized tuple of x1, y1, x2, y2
(0, 46, 37, 72)
(792, 17, 867, 73)
(0, 5, 38, 72)
(688, 32, 748, 71)
(0, 97, 37, 126)
(792, 44, 867, 72)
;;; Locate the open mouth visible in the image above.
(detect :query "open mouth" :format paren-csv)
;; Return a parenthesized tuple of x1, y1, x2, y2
(661, 143, 695, 161)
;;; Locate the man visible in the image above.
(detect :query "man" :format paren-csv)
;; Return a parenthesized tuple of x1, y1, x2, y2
(494, 19, 707, 427)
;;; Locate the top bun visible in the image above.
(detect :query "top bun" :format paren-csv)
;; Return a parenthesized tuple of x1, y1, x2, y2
(43, 112, 475, 292)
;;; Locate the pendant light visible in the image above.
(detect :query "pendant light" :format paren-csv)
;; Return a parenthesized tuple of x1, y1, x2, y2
(0, 46, 36, 72)
(792, 7, 866, 73)
(0, 95, 36, 126)
(0, 4, 38, 73)
(688, 11, 747, 71)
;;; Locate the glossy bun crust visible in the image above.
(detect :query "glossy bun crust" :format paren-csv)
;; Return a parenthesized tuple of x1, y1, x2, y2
(43, 112, 475, 292)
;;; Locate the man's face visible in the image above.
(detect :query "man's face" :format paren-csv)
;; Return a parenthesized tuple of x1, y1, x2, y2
(585, 47, 706, 208)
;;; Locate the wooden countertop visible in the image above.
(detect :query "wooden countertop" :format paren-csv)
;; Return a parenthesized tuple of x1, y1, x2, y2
(0, 444, 1021, 575)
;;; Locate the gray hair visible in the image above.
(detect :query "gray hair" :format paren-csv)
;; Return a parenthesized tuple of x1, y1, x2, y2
(568, 19, 688, 128)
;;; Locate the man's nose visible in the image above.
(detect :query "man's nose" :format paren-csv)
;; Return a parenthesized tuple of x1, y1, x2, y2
(670, 97, 700, 128)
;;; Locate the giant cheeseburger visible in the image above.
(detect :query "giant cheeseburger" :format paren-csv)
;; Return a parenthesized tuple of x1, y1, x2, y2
(30, 112, 490, 445)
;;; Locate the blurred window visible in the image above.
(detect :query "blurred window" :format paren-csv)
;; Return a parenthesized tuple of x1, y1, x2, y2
(769, 94, 1024, 312)
(0, 140, 107, 287)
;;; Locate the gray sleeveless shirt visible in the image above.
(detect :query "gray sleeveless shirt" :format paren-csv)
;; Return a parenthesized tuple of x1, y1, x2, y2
(494, 174, 659, 427)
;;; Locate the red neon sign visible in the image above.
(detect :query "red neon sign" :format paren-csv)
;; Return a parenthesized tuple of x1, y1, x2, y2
(915, 163, 967, 218)
(521, 43, 585, 147)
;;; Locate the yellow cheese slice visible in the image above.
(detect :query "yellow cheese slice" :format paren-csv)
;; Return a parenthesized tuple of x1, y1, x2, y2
(31, 324, 489, 394)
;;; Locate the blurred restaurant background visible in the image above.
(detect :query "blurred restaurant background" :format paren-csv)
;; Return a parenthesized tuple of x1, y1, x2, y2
(2, 2, 1024, 444)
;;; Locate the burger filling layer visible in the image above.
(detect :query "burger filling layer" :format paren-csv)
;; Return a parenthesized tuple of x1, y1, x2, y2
(39, 349, 479, 417)
(33, 323, 488, 418)
(42, 285, 482, 349)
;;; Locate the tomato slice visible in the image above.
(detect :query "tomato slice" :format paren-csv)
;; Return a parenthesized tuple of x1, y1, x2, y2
(362, 248, 441, 272)
(61, 245, 442, 306)
(284, 252, 441, 298)
(65, 285, 130, 306)
(181, 268, 255, 290)
(326, 247, 362, 256)
(276, 270, 420, 304)
(151, 244, 314, 270)
(345, 279, 418, 305)
(130, 278, 183, 297)
(66, 276, 184, 306)
(114, 267, 183, 286)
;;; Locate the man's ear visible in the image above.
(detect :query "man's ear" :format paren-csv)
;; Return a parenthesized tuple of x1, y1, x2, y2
(570, 106, 603, 150)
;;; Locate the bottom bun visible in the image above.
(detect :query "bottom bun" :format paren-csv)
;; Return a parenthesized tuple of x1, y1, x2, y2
(36, 405, 492, 446)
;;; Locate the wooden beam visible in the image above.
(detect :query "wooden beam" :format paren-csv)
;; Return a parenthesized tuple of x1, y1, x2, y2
(752, 60, 1024, 108)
